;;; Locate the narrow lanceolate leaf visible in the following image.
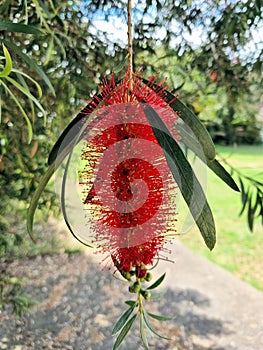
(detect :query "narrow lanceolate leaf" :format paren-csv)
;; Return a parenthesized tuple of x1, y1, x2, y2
(141, 78, 216, 161)
(144, 105, 216, 250)
(27, 162, 56, 240)
(47, 110, 87, 165)
(6, 76, 46, 124)
(16, 71, 36, 120)
(168, 96, 215, 161)
(255, 191, 263, 217)
(43, 36, 54, 66)
(48, 77, 121, 165)
(176, 121, 239, 192)
(0, 80, 33, 142)
(27, 138, 82, 239)
(147, 273, 166, 290)
(146, 312, 173, 321)
(27, 104, 103, 240)
(3, 40, 55, 95)
(259, 194, 263, 225)
(47, 99, 105, 166)
(13, 68, 43, 98)
(247, 194, 256, 232)
(0, 21, 44, 35)
(143, 311, 171, 340)
(0, 85, 2, 123)
(125, 300, 137, 307)
(140, 313, 149, 350)
(239, 177, 246, 204)
(112, 304, 136, 336)
(239, 183, 249, 217)
(207, 159, 239, 192)
(0, 45, 12, 77)
(113, 314, 137, 350)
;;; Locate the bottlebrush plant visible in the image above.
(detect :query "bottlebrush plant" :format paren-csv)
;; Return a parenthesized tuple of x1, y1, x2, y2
(27, 68, 239, 349)
(27, 1, 240, 349)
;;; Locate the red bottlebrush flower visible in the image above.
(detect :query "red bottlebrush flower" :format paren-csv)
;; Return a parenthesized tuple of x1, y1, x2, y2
(78, 70, 179, 273)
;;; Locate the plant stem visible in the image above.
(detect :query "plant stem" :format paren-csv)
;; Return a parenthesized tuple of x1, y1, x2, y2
(127, 0, 133, 80)
(138, 292, 143, 314)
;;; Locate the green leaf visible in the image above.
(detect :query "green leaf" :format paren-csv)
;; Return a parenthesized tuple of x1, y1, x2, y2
(177, 122, 239, 191)
(0, 45, 12, 77)
(143, 104, 216, 250)
(207, 159, 239, 192)
(0, 21, 44, 35)
(27, 162, 56, 240)
(143, 311, 171, 340)
(3, 40, 55, 95)
(0, 0, 11, 14)
(0, 79, 33, 142)
(54, 35, 67, 60)
(147, 273, 166, 290)
(141, 78, 216, 161)
(6, 76, 46, 124)
(12, 68, 42, 98)
(113, 314, 137, 350)
(146, 312, 173, 321)
(43, 36, 54, 66)
(239, 192, 248, 216)
(47, 111, 87, 165)
(47, 77, 122, 165)
(239, 177, 246, 204)
(27, 102, 105, 240)
(15, 71, 36, 121)
(31, 0, 42, 19)
(239, 182, 249, 217)
(125, 300, 137, 307)
(247, 195, 254, 231)
(259, 194, 263, 225)
(47, 99, 105, 166)
(169, 96, 215, 161)
(140, 313, 149, 349)
(255, 191, 262, 217)
(112, 304, 136, 336)
(27, 142, 71, 238)
(142, 78, 238, 195)
(0, 85, 2, 123)
(27, 140, 93, 247)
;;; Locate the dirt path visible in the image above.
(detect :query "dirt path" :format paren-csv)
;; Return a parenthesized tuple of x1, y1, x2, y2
(156, 241, 263, 350)
(1, 237, 263, 350)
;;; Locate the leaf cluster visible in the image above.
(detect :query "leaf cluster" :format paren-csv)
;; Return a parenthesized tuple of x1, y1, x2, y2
(112, 273, 172, 349)
(235, 168, 262, 231)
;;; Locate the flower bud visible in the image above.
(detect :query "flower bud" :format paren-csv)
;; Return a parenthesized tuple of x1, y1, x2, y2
(133, 281, 141, 293)
(141, 290, 151, 300)
(143, 291, 151, 300)
(145, 272, 152, 282)
(129, 285, 136, 293)
(124, 272, 131, 280)
(136, 266, 147, 279)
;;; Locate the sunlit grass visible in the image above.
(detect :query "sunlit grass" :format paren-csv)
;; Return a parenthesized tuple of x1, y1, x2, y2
(179, 144, 263, 290)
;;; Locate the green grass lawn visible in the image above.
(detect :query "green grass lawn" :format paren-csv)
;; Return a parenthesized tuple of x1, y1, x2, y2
(179, 144, 263, 290)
